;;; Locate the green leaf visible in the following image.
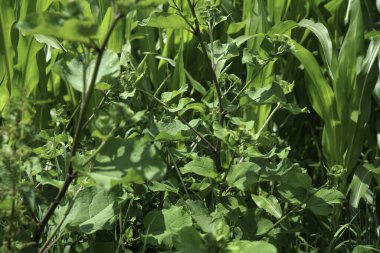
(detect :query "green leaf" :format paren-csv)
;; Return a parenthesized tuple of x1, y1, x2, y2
(143, 205, 192, 246)
(16, 12, 98, 43)
(226, 162, 260, 191)
(213, 121, 230, 143)
(245, 82, 286, 105)
(141, 12, 190, 29)
(306, 188, 345, 216)
(227, 21, 246, 34)
(185, 70, 207, 95)
(57, 187, 120, 233)
(55, 50, 120, 93)
(226, 240, 277, 253)
(251, 193, 282, 219)
(184, 199, 213, 233)
(280, 103, 309, 115)
(181, 157, 217, 179)
(116, 0, 166, 11)
(148, 181, 179, 193)
(79, 137, 166, 189)
(298, 19, 334, 79)
(207, 40, 240, 62)
(173, 227, 207, 253)
(290, 42, 336, 121)
(349, 164, 374, 210)
(79, 202, 118, 234)
(155, 117, 192, 141)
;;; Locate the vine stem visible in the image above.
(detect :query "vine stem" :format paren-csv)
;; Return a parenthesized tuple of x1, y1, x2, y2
(186, 0, 224, 172)
(33, 13, 124, 246)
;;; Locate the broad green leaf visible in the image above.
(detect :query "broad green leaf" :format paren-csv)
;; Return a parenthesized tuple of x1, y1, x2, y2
(173, 227, 207, 253)
(298, 19, 334, 79)
(155, 117, 192, 141)
(79, 137, 166, 189)
(143, 205, 192, 245)
(251, 194, 282, 219)
(55, 50, 120, 93)
(226, 240, 277, 253)
(79, 202, 117, 234)
(207, 41, 240, 62)
(181, 157, 217, 179)
(16, 12, 98, 44)
(306, 188, 345, 216)
(213, 121, 230, 143)
(184, 199, 213, 233)
(245, 82, 286, 105)
(57, 187, 119, 233)
(141, 12, 190, 30)
(226, 162, 260, 191)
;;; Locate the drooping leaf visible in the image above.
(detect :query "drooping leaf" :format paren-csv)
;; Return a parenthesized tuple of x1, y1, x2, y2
(298, 19, 334, 79)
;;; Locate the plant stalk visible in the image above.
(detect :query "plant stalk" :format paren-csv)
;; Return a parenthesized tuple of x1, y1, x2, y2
(186, 0, 224, 172)
(33, 13, 123, 246)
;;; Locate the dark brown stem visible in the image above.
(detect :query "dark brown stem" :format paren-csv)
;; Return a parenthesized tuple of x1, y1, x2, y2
(186, 0, 224, 172)
(33, 13, 123, 246)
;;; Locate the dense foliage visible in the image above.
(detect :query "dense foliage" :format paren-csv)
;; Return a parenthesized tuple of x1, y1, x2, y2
(1, 0, 380, 252)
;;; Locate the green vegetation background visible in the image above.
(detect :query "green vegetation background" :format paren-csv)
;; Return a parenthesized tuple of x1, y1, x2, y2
(0, 0, 380, 252)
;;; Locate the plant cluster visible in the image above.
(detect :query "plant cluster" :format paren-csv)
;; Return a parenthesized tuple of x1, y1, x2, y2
(0, 0, 380, 252)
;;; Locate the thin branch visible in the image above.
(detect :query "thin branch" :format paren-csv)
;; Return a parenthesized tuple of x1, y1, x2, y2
(257, 102, 281, 135)
(185, 0, 224, 172)
(33, 13, 124, 246)
(168, 149, 189, 197)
